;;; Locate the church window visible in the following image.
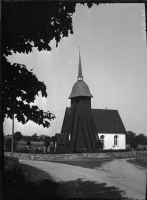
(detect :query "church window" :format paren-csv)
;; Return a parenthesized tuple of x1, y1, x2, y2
(100, 135, 104, 145)
(114, 135, 118, 146)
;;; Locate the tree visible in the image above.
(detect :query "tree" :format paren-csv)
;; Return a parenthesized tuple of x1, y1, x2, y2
(136, 133, 147, 145)
(2, 2, 100, 127)
(2, 56, 55, 127)
(5, 139, 16, 152)
(32, 133, 38, 141)
(95, 140, 104, 151)
(23, 135, 32, 142)
(27, 140, 31, 146)
(14, 131, 22, 141)
(130, 138, 138, 150)
(126, 131, 136, 145)
(38, 135, 46, 141)
(44, 136, 51, 151)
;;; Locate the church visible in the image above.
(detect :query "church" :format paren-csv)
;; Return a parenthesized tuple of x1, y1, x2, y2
(56, 52, 126, 153)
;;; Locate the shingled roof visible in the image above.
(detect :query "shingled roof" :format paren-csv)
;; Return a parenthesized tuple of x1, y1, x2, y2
(69, 51, 93, 99)
(61, 107, 126, 133)
(69, 80, 93, 99)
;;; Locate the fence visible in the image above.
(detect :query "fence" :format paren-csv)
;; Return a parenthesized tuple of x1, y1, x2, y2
(136, 152, 147, 164)
(4, 156, 19, 171)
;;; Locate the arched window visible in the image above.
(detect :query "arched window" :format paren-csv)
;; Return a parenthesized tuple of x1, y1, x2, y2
(100, 135, 105, 145)
(114, 135, 118, 146)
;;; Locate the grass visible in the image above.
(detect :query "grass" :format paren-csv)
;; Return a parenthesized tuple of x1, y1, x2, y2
(59, 178, 133, 199)
(3, 158, 136, 199)
(3, 163, 60, 200)
(127, 158, 147, 170)
(51, 157, 114, 169)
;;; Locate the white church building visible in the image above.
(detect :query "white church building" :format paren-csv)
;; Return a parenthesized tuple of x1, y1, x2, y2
(62, 107, 126, 150)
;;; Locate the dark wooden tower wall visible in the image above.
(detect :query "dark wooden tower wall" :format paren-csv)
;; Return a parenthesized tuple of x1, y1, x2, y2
(59, 96, 99, 153)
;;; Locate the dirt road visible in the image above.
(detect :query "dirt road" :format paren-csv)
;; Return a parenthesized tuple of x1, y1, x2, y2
(20, 158, 146, 200)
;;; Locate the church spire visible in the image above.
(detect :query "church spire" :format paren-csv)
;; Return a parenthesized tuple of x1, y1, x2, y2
(77, 48, 83, 81)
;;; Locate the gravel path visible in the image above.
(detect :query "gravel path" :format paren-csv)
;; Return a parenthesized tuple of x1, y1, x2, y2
(20, 158, 146, 200)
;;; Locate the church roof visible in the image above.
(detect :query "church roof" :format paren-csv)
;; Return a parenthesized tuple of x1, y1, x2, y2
(62, 107, 126, 133)
(69, 51, 93, 99)
(69, 80, 93, 99)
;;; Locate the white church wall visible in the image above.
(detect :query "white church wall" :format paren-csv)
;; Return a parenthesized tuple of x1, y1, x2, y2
(98, 133, 126, 150)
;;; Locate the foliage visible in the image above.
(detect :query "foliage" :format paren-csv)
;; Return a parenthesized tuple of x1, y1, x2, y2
(14, 131, 22, 141)
(2, 2, 100, 127)
(2, 2, 100, 56)
(27, 140, 31, 146)
(130, 138, 138, 150)
(2, 56, 55, 127)
(136, 133, 146, 145)
(126, 131, 136, 145)
(127, 131, 147, 146)
(44, 136, 51, 148)
(5, 138, 16, 151)
(95, 140, 104, 151)
(31, 133, 38, 141)
(22, 135, 32, 142)
(38, 135, 46, 141)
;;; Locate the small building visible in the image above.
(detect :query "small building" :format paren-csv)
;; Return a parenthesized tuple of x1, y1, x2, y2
(62, 108, 126, 150)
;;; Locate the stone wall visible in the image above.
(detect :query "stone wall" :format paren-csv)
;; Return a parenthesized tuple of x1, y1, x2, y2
(4, 151, 136, 161)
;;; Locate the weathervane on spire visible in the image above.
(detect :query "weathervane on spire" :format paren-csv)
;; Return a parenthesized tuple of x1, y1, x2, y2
(78, 45, 82, 53)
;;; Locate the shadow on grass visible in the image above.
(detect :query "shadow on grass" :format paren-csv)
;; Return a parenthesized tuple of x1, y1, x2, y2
(3, 164, 60, 200)
(3, 162, 133, 200)
(59, 178, 132, 199)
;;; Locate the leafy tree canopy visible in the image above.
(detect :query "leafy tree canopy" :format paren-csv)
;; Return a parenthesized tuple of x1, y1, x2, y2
(14, 131, 22, 141)
(31, 133, 38, 141)
(2, 2, 99, 128)
(27, 140, 31, 146)
(2, 2, 99, 56)
(44, 136, 51, 148)
(130, 138, 138, 150)
(126, 131, 136, 145)
(136, 133, 147, 145)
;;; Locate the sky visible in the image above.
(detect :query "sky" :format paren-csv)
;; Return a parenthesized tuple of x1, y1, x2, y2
(4, 3, 147, 137)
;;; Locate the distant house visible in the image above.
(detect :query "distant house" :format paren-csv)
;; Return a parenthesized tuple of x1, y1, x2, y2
(60, 108, 126, 150)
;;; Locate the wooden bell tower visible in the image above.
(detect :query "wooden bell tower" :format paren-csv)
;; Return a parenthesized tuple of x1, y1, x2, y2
(59, 51, 99, 153)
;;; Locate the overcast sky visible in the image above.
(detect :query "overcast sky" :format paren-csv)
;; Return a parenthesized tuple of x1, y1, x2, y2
(4, 3, 147, 137)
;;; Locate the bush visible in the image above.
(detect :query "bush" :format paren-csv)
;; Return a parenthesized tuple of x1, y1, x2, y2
(130, 138, 138, 150)
(5, 138, 16, 151)
(95, 140, 104, 151)
(27, 140, 31, 146)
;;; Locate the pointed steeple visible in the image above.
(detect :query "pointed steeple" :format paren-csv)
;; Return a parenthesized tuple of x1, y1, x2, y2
(77, 50, 83, 81)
